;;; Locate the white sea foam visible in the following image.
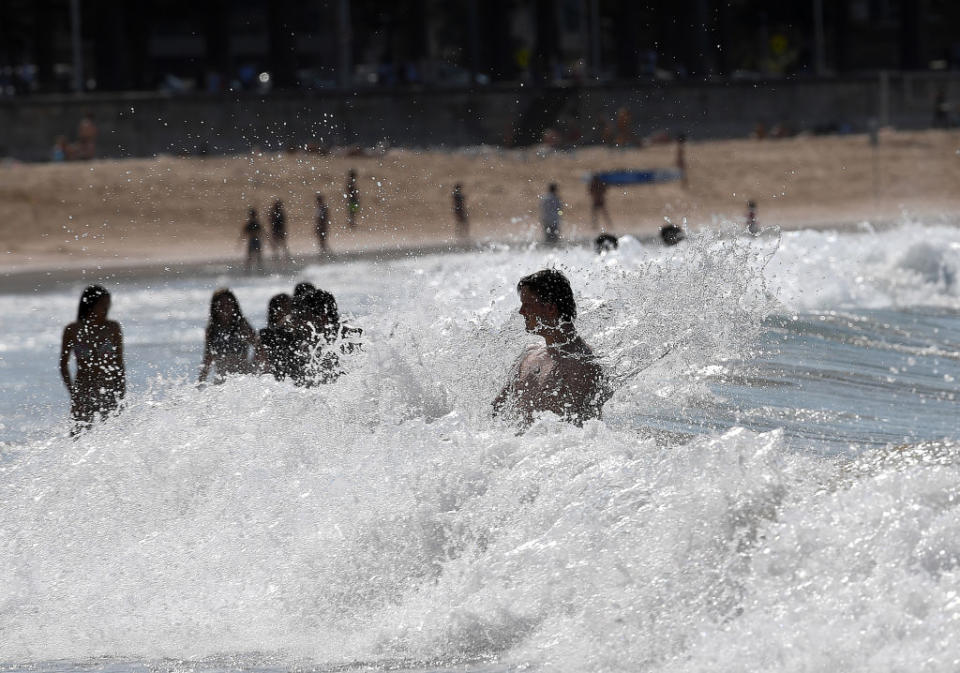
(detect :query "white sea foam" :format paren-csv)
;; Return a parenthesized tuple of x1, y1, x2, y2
(1, 221, 959, 669)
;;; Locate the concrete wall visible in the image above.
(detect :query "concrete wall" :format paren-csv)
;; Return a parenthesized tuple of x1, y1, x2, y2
(2, 73, 959, 161)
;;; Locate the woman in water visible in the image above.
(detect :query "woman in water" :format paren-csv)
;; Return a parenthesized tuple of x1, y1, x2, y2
(199, 288, 258, 383)
(59, 285, 126, 432)
(257, 293, 298, 381)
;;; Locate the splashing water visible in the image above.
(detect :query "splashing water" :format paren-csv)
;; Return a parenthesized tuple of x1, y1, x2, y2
(1, 222, 959, 671)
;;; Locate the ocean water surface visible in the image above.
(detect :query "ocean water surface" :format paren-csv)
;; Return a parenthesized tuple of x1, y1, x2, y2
(0, 221, 958, 672)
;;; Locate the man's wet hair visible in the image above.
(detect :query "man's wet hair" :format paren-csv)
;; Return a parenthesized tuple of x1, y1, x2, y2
(517, 269, 576, 322)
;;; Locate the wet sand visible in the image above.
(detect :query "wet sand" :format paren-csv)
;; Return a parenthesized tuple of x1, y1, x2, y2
(2, 129, 959, 284)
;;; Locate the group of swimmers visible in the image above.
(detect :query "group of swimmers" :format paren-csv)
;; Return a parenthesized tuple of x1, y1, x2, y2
(59, 281, 362, 433)
(59, 269, 609, 435)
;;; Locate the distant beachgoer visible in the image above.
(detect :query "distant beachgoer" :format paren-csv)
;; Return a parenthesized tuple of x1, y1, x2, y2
(199, 288, 258, 383)
(314, 193, 330, 253)
(59, 285, 125, 433)
(676, 134, 688, 188)
(746, 200, 760, 235)
(614, 107, 635, 146)
(660, 222, 685, 246)
(345, 169, 360, 227)
(268, 199, 292, 262)
(539, 183, 563, 245)
(493, 269, 609, 426)
(52, 135, 71, 162)
(452, 183, 468, 239)
(588, 175, 612, 230)
(933, 88, 951, 128)
(594, 233, 619, 253)
(242, 207, 264, 273)
(257, 293, 298, 381)
(76, 113, 97, 160)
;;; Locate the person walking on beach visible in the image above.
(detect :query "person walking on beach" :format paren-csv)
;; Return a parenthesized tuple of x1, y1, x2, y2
(314, 193, 331, 253)
(59, 285, 125, 434)
(588, 175, 612, 231)
(345, 169, 360, 228)
(452, 183, 469, 239)
(676, 133, 688, 189)
(268, 199, 292, 263)
(492, 269, 609, 427)
(540, 183, 563, 245)
(199, 289, 258, 383)
(242, 207, 264, 273)
(746, 200, 760, 235)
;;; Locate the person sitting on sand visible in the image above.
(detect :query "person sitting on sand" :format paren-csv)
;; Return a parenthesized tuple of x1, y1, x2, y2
(257, 293, 299, 381)
(199, 288, 258, 383)
(59, 285, 125, 434)
(493, 269, 609, 426)
(75, 112, 97, 160)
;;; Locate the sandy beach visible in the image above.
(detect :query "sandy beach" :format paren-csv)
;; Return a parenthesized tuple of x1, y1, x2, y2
(2, 129, 960, 280)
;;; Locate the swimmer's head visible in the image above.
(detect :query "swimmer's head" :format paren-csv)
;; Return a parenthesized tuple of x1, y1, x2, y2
(78, 285, 110, 322)
(594, 233, 619, 253)
(295, 289, 340, 336)
(517, 269, 576, 333)
(210, 288, 243, 325)
(293, 282, 316, 300)
(267, 293, 293, 327)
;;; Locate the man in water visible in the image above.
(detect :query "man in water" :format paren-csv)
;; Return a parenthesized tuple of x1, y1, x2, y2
(493, 269, 609, 426)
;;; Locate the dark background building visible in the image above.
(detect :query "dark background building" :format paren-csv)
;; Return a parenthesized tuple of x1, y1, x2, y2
(2, 0, 960, 95)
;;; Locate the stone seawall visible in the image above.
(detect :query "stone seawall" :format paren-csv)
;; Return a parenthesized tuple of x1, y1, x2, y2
(1, 74, 957, 161)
